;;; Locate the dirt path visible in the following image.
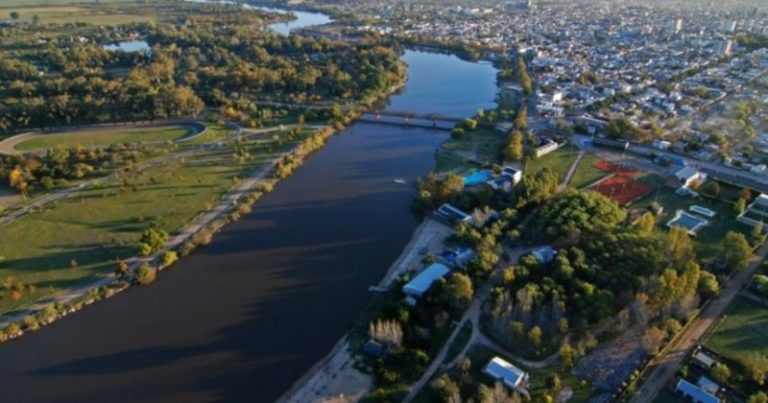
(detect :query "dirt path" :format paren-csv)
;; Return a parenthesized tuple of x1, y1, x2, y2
(629, 242, 768, 402)
(558, 150, 585, 192)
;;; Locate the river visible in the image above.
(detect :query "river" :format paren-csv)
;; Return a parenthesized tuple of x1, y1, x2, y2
(0, 19, 498, 403)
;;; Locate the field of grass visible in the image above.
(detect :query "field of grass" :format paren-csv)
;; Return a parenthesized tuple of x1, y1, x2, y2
(0, 129, 306, 314)
(526, 144, 580, 183)
(1, 5, 155, 25)
(14, 125, 193, 151)
(633, 174, 750, 265)
(569, 153, 609, 189)
(435, 128, 503, 172)
(704, 296, 768, 362)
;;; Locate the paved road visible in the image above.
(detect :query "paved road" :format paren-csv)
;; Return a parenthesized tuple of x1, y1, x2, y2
(629, 242, 768, 402)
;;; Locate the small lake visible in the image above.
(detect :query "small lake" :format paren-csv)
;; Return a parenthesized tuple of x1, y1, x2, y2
(102, 40, 150, 53)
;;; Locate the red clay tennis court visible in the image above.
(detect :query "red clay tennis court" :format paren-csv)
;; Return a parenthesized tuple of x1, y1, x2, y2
(592, 160, 639, 176)
(590, 174, 652, 205)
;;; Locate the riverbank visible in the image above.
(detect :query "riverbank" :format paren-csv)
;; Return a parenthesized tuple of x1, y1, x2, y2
(0, 67, 407, 341)
(277, 218, 454, 403)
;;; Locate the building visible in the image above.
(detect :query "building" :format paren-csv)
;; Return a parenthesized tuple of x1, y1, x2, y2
(402, 263, 450, 299)
(483, 357, 529, 391)
(674, 166, 706, 189)
(691, 350, 718, 369)
(440, 247, 476, 267)
(535, 138, 560, 158)
(363, 340, 386, 357)
(675, 379, 720, 403)
(487, 166, 522, 192)
(435, 203, 473, 224)
(652, 139, 671, 150)
(531, 245, 556, 264)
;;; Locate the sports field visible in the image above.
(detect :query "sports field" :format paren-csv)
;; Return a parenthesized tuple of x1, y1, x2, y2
(13, 125, 195, 151)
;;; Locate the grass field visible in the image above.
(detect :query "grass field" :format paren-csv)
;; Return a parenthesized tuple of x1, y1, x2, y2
(704, 295, 768, 363)
(0, 5, 155, 25)
(633, 174, 750, 264)
(0, 128, 308, 314)
(14, 125, 194, 151)
(435, 128, 503, 172)
(569, 153, 609, 189)
(526, 144, 580, 183)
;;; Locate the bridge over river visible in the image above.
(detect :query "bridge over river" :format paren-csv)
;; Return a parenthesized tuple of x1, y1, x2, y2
(358, 110, 496, 130)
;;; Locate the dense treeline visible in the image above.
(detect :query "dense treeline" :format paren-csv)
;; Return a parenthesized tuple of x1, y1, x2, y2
(0, 1, 405, 132)
(0, 143, 157, 196)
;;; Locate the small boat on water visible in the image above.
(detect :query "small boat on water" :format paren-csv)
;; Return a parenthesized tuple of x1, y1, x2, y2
(393, 178, 407, 185)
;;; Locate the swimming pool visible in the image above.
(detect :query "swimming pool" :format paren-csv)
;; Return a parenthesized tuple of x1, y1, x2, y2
(464, 170, 493, 186)
(667, 210, 709, 235)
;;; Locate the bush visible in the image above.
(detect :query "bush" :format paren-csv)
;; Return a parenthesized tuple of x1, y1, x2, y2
(135, 263, 157, 285)
(161, 251, 178, 268)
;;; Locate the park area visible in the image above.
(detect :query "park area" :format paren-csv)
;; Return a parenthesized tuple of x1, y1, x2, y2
(0, 4, 155, 25)
(0, 127, 311, 315)
(436, 128, 505, 172)
(7, 124, 200, 152)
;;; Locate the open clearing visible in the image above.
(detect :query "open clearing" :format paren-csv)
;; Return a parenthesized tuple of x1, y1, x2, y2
(0, 127, 310, 315)
(13, 125, 195, 151)
(436, 128, 502, 172)
(704, 295, 768, 362)
(0, 5, 155, 25)
(526, 144, 580, 181)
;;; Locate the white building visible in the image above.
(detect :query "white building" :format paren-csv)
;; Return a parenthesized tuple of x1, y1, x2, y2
(483, 357, 529, 391)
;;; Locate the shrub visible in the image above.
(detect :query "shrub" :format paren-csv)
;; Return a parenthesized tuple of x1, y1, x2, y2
(135, 263, 157, 285)
(161, 251, 178, 268)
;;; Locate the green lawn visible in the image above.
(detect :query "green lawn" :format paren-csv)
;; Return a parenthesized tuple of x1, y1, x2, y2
(0, 128, 306, 314)
(704, 296, 768, 362)
(15, 125, 194, 151)
(633, 174, 750, 265)
(569, 153, 609, 189)
(1, 5, 156, 25)
(526, 144, 580, 183)
(435, 128, 504, 172)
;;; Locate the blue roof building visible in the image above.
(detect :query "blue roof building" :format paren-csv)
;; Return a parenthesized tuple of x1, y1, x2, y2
(483, 356, 529, 391)
(675, 379, 719, 403)
(440, 247, 476, 267)
(403, 263, 450, 298)
(531, 245, 556, 264)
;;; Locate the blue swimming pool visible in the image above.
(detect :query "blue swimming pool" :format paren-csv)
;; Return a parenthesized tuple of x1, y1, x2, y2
(464, 170, 493, 186)
(667, 211, 708, 235)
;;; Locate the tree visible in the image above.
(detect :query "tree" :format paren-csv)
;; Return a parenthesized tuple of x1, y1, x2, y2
(711, 363, 731, 384)
(161, 251, 178, 268)
(559, 343, 574, 367)
(115, 260, 130, 278)
(135, 263, 157, 285)
(463, 118, 478, 131)
(505, 130, 524, 161)
(753, 221, 766, 246)
(748, 392, 768, 403)
(700, 181, 720, 197)
(722, 231, 753, 271)
(368, 319, 403, 347)
(446, 272, 474, 308)
(451, 127, 465, 139)
(698, 271, 719, 299)
(9, 11, 19, 20)
(634, 212, 656, 233)
(515, 105, 528, 130)
(528, 325, 543, 348)
(430, 374, 461, 403)
(478, 382, 520, 403)
(743, 353, 768, 386)
(139, 228, 169, 256)
(735, 197, 747, 215)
